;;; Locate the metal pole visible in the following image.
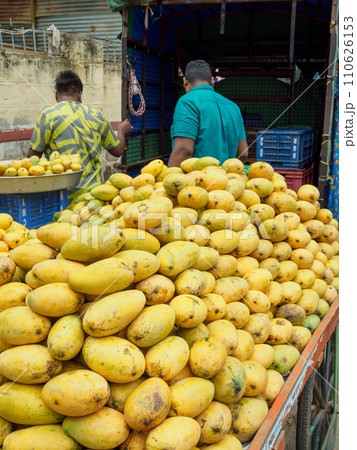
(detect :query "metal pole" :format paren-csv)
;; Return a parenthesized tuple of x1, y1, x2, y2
(317, 0, 339, 203)
(220, 0, 227, 35)
(288, 0, 297, 125)
(121, 8, 129, 168)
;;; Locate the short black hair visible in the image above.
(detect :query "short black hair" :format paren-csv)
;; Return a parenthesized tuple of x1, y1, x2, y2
(185, 60, 212, 83)
(55, 70, 83, 95)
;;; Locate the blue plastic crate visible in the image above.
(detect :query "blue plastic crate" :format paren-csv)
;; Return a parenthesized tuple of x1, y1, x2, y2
(256, 128, 314, 169)
(0, 190, 68, 229)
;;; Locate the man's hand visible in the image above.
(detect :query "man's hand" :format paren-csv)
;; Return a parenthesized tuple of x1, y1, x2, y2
(108, 119, 133, 158)
(168, 137, 195, 167)
(118, 119, 133, 136)
(28, 149, 43, 158)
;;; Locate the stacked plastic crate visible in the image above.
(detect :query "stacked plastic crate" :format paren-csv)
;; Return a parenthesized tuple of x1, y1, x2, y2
(256, 128, 315, 190)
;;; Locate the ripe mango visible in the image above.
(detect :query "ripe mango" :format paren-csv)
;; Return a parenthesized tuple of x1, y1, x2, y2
(0, 282, 31, 313)
(0, 383, 64, 425)
(146, 336, 190, 381)
(127, 304, 175, 347)
(0, 306, 51, 345)
(83, 290, 145, 337)
(82, 336, 145, 383)
(146, 417, 201, 450)
(0, 257, 16, 286)
(26, 283, 84, 317)
(31, 258, 85, 285)
(41, 370, 110, 417)
(288, 326, 312, 353)
(61, 225, 124, 262)
(269, 344, 300, 374)
(156, 241, 199, 276)
(0, 344, 62, 384)
(90, 184, 119, 201)
(63, 406, 130, 449)
(169, 377, 215, 418)
(124, 377, 171, 430)
(229, 397, 268, 443)
(212, 356, 246, 403)
(189, 336, 226, 379)
(67, 258, 135, 296)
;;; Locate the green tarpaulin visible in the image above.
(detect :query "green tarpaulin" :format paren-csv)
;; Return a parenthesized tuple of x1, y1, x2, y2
(107, 0, 152, 11)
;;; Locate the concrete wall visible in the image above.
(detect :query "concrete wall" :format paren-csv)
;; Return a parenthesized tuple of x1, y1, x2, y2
(0, 33, 122, 175)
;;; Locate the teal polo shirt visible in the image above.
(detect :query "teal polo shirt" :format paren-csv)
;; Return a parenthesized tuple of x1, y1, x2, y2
(171, 85, 246, 164)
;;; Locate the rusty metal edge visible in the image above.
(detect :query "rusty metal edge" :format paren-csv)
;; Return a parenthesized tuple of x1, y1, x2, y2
(249, 295, 339, 450)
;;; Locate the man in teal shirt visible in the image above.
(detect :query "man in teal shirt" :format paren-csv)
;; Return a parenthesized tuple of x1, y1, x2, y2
(168, 60, 248, 167)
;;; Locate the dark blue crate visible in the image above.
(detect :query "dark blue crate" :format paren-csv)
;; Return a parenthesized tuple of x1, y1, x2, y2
(256, 128, 314, 169)
(0, 190, 68, 229)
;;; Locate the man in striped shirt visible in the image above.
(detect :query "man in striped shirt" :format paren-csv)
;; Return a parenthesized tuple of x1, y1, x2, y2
(28, 70, 132, 199)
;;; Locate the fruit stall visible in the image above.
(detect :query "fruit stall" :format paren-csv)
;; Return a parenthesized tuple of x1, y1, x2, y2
(0, 154, 339, 449)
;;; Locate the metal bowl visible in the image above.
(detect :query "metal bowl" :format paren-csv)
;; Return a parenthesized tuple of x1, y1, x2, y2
(0, 169, 84, 194)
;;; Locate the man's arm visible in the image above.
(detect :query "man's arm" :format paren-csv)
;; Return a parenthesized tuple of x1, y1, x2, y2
(168, 137, 195, 168)
(28, 149, 43, 158)
(237, 139, 248, 164)
(103, 118, 133, 158)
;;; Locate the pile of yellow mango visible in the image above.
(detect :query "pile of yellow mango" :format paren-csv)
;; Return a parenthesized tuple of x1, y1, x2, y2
(0, 156, 338, 449)
(0, 151, 82, 177)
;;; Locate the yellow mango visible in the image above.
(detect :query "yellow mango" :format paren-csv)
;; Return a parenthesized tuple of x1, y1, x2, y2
(201, 293, 227, 322)
(47, 314, 84, 360)
(31, 258, 85, 285)
(266, 318, 294, 345)
(109, 173, 133, 189)
(213, 276, 249, 303)
(233, 330, 255, 361)
(113, 249, 160, 282)
(265, 191, 297, 214)
(246, 178, 274, 198)
(42, 370, 110, 417)
(297, 184, 320, 203)
(151, 217, 185, 245)
(0, 213, 13, 230)
(26, 283, 84, 317)
(206, 320, 238, 355)
(136, 274, 175, 305)
(231, 230, 259, 257)
(271, 241, 292, 261)
(177, 186, 209, 209)
(36, 222, 75, 250)
(0, 344, 62, 384)
(238, 189, 261, 208)
(222, 158, 245, 174)
(0, 383, 64, 425)
(83, 290, 145, 337)
(132, 173, 155, 189)
(156, 241, 199, 276)
(123, 198, 172, 230)
(124, 377, 171, 430)
(90, 184, 119, 201)
(169, 377, 214, 417)
(196, 401, 232, 444)
(127, 304, 175, 347)
(67, 258, 135, 296)
(191, 246, 220, 271)
(211, 356, 247, 403)
(82, 336, 145, 383)
(61, 226, 124, 262)
(120, 186, 136, 202)
(146, 417, 201, 450)
(248, 162, 274, 180)
(146, 336, 190, 380)
(224, 301, 250, 329)
(177, 323, 210, 348)
(0, 282, 31, 313)
(0, 256, 16, 286)
(3, 425, 80, 449)
(121, 227, 160, 253)
(189, 336, 226, 379)
(170, 294, 207, 328)
(63, 406, 130, 449)
(260, 370, 284, 406)
(0, 306, 51, 345)
(225, 177, 246, 199)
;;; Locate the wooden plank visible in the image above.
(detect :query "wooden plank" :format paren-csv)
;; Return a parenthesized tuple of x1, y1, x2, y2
(249, 296, 339, 450)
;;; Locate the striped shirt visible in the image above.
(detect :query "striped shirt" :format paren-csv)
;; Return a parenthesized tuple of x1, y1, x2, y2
(30, 101, 119, 199)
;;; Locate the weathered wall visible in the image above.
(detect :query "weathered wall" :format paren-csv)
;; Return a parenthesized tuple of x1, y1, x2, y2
(0, 33, 122, 168)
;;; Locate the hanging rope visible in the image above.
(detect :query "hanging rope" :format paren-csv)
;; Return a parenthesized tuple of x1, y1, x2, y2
(128, 66, 146, 117)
